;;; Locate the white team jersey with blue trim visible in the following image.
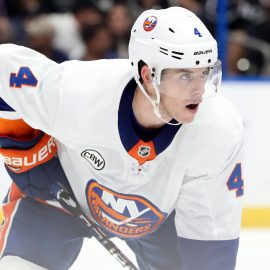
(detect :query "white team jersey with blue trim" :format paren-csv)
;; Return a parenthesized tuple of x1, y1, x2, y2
(0, 44, 244, 240)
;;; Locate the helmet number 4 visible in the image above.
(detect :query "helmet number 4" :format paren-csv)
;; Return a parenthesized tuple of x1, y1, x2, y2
(194, 28, 202, 37)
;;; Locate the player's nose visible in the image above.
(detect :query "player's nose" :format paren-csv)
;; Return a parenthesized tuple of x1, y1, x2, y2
(190, 78, 206, 97)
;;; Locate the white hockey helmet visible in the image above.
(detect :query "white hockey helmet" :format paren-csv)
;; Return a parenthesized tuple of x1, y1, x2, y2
(129, 7, 219, 85)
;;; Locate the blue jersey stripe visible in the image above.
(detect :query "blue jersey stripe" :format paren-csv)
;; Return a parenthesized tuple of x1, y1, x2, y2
(0, 131, 44, 149)
(0, 97, 15, 111)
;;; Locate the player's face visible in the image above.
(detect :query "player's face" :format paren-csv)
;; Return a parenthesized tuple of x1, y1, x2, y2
(158, 67, 210, 123)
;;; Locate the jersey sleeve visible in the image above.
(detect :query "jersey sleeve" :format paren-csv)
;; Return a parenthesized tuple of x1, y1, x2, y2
(174, 125, 244, 269)
(0, 44, 64, 137)
(175, 122, 244, 241)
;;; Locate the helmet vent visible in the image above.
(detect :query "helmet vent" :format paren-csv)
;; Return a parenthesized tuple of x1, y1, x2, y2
(169, 28, 175, 33)
(160, 47, 168, 51)
(172, 51, 184, 55)
(159, 47, 168, 55)
(159, 47, 184, 60)
(159, 50, 168, 56)
(172, 51, 184, 60)
(172, 55, 182, 60)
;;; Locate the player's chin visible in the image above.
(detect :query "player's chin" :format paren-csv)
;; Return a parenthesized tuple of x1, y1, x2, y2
(181, 115, 195, 124)
(174, 113, 194, 124)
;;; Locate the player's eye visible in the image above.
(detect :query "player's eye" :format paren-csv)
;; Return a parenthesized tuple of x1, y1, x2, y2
(179, 73, 193, 81)
(201, 68, 210, 78)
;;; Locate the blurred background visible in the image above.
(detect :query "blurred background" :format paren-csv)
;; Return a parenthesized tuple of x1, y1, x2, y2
(0, 0, 270, 77)
(0, 0, 269, 269)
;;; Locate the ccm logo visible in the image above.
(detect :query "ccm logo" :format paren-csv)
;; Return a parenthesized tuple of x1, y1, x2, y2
(81, 149, 105, 170)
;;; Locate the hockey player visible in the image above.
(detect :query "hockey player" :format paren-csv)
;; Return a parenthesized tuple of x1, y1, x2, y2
(0, 7, 243, 270)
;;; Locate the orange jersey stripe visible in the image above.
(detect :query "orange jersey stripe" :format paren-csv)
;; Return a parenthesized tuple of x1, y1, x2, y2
(0, 199, 21, 256)
(8, 182, 25, 201)
(0, 118, 37, 140)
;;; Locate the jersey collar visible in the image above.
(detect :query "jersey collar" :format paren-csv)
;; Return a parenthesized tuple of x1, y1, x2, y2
(118, 79, 181, 164)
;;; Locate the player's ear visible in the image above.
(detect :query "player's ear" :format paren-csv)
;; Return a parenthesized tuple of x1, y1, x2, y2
(141, 65, 152, 86)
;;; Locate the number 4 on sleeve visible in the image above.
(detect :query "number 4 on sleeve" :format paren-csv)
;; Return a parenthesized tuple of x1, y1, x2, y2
(10, 67, 38, 88)
(227, 163, 244, 197)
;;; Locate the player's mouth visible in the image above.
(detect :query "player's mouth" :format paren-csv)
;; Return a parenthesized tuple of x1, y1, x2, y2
(185, 101, 200, 113)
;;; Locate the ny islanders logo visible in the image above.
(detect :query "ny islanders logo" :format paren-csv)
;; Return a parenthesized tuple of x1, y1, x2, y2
(143, 16, 157, 31)
(86, 180, 167, 238)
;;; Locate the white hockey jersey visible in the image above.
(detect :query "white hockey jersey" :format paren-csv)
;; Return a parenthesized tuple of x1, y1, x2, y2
(0, 44, 244, 241)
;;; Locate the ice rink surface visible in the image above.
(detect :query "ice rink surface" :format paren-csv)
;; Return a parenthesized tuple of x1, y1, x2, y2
(70, 229, 270, 270)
